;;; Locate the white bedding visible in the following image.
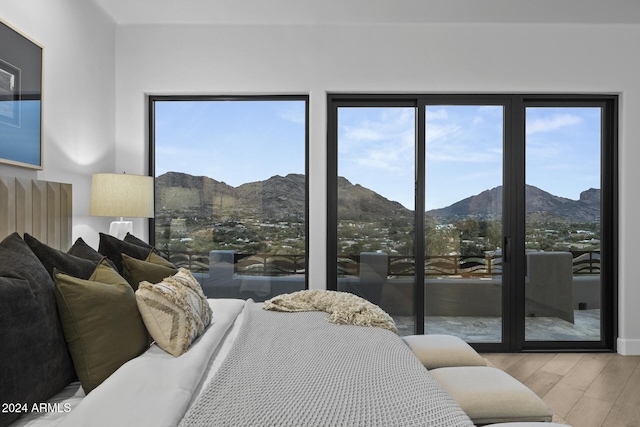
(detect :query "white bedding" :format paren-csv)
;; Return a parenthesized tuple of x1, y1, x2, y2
(11, 299, 246, 427)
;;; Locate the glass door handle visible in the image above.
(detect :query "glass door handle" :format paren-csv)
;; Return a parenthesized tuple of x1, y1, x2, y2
(503, 237, 511, 263)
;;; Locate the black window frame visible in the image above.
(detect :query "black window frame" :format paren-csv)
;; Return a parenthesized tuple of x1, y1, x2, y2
(148, 94, 310, 291)
(327, 93, 618, 352)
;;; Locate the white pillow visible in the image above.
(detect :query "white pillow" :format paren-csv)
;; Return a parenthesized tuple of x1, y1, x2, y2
(135, 268, 212, 357)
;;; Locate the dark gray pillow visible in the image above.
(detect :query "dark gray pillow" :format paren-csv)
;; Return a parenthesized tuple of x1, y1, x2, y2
(124, 232, 169, 260)
(123, 232, 153, 250)
(98, 232, 152, 274)
(24, 233, 98, 280)
(68, 237, 118, 271)
(0, 233, 75, 427)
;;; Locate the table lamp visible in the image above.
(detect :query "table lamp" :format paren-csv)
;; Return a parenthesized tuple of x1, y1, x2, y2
(89, 173, 154, 239)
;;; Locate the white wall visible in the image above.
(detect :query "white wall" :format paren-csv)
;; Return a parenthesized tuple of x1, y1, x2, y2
(0, 0, 116, 248)
(115, 23, 640, 354)
(2, 5, 636, 354)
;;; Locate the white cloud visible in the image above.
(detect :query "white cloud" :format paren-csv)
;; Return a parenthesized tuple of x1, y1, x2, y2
(355, 130, 414, 172)
(426, 123, 462, 144)
(356, 148, 401, 171)
(427, 143, 501, 163)
(526, 113, 583, 134)
(343, 126, 386, 142)
(472, 116, 484, 125)
(426, 108, 448, 121)
(525, 139, 564, 160)
(425, 121, 502, 164)
(277, 105, 305, 124)
(339, 108, 415, 173)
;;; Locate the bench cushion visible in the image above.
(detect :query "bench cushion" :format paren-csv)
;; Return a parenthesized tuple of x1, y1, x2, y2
(430, 366, 553, 425)
(403, 334, 486, 369)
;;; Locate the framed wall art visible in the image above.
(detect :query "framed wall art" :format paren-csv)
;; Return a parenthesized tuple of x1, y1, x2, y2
(0, 20, 43, 169)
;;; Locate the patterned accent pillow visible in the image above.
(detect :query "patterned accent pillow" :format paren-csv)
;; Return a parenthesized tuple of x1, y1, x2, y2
(135, 268, 213, 357)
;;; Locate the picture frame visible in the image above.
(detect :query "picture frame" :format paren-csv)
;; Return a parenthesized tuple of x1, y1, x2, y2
(0, 19, 43, 169)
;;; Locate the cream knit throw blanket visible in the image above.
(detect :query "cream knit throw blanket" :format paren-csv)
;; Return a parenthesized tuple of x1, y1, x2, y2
(264, 289, 398, 334)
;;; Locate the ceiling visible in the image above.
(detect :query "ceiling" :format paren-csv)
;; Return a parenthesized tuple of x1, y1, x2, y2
(90, 0, 640, 25)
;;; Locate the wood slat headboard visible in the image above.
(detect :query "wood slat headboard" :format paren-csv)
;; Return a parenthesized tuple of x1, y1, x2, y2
(0, 175, 72, 251)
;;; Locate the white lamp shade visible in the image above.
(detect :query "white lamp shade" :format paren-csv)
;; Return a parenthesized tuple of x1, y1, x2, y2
(89, 173, 154, 218)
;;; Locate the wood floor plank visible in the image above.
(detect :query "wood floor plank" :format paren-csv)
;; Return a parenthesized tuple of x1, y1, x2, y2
(552, 413, 569, 425)
(601, 364, 640, 426)
(481, 353, 525, 371)
(540, 353, 586, 376)
(584, 355, 640, 402)
(483, 353, 640, 427)
(522, 369, 563, 397)
(543, 379, 585, 418)
(504, 352, 556, 383)
(564, 395, 615, 427)
(557, 353, 611, 392)
(601, 405, 640, 427)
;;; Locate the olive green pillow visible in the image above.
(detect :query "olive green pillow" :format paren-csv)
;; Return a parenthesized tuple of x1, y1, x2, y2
(53, 260, 150, 394)
(122, 252, 178, 290)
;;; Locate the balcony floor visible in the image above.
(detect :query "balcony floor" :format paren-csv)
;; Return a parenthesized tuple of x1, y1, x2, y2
(394, 309, 601, 342)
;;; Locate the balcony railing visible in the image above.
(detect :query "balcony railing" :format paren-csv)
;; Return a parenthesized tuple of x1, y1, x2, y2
(234, 253, 306, 276)
(162, 249, 600, 278)
(339, 254, 502, 278)
(161, 250, 210, 273)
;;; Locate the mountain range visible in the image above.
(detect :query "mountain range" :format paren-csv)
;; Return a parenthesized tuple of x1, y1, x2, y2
(426, 185, 600, 222)
(156, 172, 306, 220)
(156, 172, 600, 222)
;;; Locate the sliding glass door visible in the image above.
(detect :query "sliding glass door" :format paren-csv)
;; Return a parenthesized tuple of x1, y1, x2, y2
(328, 94, 617, 352)
(334, 104, 417, 335)
(521, 101, 615, 349)
(424, 104, 505, 344)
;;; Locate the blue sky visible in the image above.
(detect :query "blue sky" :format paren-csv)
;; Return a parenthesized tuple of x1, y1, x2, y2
(525, 107, 601, 202)
(155, 100, 601, 211)
(155, 100, 306, 186)
(339, 105, 601, 210)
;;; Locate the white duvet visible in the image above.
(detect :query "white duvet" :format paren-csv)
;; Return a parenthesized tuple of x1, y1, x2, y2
(12, 299, 246, 427)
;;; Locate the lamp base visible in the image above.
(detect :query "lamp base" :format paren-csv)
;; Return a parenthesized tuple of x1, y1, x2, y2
(109, 221, 133, 240)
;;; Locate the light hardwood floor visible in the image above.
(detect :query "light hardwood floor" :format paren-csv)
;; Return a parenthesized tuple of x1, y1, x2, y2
(480, 352, 640, 427)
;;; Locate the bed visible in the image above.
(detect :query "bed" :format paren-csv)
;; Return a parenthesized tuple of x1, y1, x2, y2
(0, 175, 475, 427)
(9, 298, 476, 427)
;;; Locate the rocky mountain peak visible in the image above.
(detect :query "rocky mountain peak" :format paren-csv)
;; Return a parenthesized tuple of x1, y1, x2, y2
(156, 172, 600, 223)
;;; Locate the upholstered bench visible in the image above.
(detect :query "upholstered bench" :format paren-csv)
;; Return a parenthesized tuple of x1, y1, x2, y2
(402, 334, 487, 369)
(430, 366, 553, 425)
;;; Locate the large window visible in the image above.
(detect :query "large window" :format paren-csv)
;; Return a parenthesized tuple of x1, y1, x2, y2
(328, 94, 617, 352)
(150, 96, 308, 301)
